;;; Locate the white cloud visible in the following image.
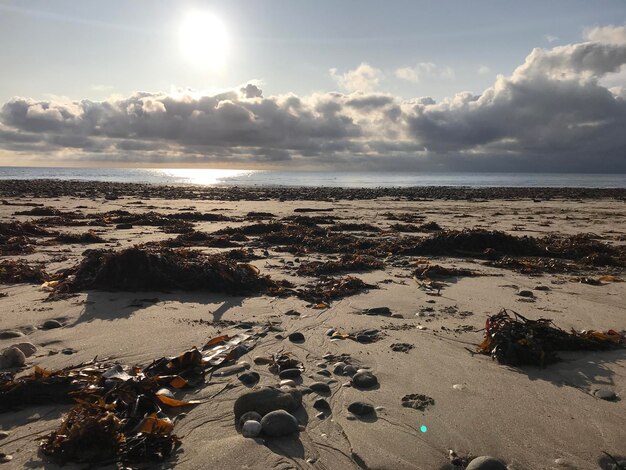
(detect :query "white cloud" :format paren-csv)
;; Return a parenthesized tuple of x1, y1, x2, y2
(330, 63, 383, 93)
(395, 62, 455, 83)
(584, 24, 626, 45)
(477, 65, 491, 75)
(545, 35, 559, 43)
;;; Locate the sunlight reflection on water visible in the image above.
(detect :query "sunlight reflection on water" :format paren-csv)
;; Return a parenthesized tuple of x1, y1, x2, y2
(158, 168, 259, 185)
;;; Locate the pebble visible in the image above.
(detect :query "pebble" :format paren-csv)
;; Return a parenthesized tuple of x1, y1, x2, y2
(215, 364, 249, 376)
(342, 365, 357, 376)
(156, 388, 175, 399)
(332, 362, 347, 374)
(316, 412, 326, 419)
(309, 382, 331, 394)
(313, 398, 330, 410)
(242, 420, 262, 438)
(0, 330, 24, 339)
(465, 456, 507, 470)
(238, 411, 262, 429)
(62, 348, 77, 355)
(517, 290, 534, 298)
(325, 328, 335, 336)
(0, 346, 26, 369)
(391, 313, 404, 319)
(316, 362, 327, 368)
(278, 368, 302, 380)
(11, 342, 36, 357)
(40, 319, 63, 330)
(535, 285, 550, 291)
(288, 332, 305, 343)
(0, 453, 13, 463)
(234, 387, 302, 420)
(280, 379, 297, 387)
(452, 384, 467, 391)
(594, 388, 617, 401)
(0, 431, 8, 440)
(253, 356, 273, 365)
(238, 371, 260, 385)
(347, 402, 375, 416)
(346, 415, 357, 420)
(322, 353, 334, 360)
(351, 371, 378, 389)
(260, 410, 300, 437)
(365, 307, 392, 316)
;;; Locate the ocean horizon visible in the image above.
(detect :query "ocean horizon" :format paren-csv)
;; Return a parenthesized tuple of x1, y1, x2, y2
(1, 166, 625, 188)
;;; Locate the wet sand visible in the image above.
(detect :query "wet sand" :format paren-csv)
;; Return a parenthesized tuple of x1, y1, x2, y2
(0, 182, 625, 469)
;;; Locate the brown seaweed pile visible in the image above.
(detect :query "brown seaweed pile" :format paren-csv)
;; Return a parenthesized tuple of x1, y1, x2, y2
(56, 230, 107, 244)
(296, 276, 373, 305)
(51, 246, 274, 295)
(297, 254, 384, 276)
(0, 259, 48, 284)
(478, 309, 625, 366)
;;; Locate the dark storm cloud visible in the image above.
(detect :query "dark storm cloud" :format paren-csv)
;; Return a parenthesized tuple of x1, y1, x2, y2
(1, 27, 626, 171)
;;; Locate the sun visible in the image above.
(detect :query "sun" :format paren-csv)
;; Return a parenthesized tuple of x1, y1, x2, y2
(179, 11, 229, 69)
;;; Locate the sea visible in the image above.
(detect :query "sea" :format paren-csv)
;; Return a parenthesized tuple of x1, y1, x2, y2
(0, 167, 624, 188)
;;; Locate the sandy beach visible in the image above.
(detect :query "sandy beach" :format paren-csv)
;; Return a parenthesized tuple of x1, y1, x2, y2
(0, 182, 624, 470)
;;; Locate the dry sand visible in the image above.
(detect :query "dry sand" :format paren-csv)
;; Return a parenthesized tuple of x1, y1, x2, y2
(0, 186, 625, 469)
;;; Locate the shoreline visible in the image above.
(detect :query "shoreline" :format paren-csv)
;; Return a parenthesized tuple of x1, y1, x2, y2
(1, 179, 626, 201)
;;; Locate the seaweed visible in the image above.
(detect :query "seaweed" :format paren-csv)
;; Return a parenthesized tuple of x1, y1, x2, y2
(0, 259, 48, 284)
(329, 223, 381, 232)
(297, 276, 373, 304)
(297, 254, 384, 276)
(51, 246, 273, 295)
(477, 309, 625, 367)
(56, 230, 107, 244)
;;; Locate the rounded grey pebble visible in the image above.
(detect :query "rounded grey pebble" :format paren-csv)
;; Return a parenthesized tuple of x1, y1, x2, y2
(313, 398, 330, 410)
(316, 412, 326, 419)
(347, 401, 375, 416)
(465, 456, 507, 470)
(594, 388, 617, 401)
(325, 328, 335, 336)
(242, 420, 262, 438)
(316, 369, 331, 377)
(0, 347, 26, 369)
(343, 365, 357, 376)
(278, 368, 302, 380)
(332, 362, 347, 374)
(239, 411, 262, 429)
(322, 353, 334, 360)
(261, 410, 299, 437)
(288, 332, 305, 342)
(12, 342, 36, 358)
(40, 320, 63, 330)
(309, 382, 331, 394)
(316, 362, 327, 368)
(238, 371, 260, 385)
(351, 371, 378, 389)
(517, 290, 534, 298)
(0, 330, 24, 340)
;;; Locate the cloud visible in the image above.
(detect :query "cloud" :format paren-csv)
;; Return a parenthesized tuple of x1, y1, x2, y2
(2, 26, 626, 172)
(330, 63, 383, 93)
(545, 35, 559, 43)
(477, 65, 491, 75)
(395, 62, 455, 83)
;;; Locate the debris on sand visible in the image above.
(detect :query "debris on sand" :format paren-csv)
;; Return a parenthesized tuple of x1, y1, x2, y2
(297, 276, 373, 305)
(0, 221, 52, 238)
(0, 334, 257, 465)
(477, 309, 625, 366)
(401, 393, 435, 411)
(159, 231, 242, 248)
(413, 263, 476, 280)
(329, 223, 381, 232)
(0, 259, 48, 284)
(50, 246, 275, 295)
(13, 206, 76, 217)
(56, 230, 106, 244)
(297, 254, 383, 276)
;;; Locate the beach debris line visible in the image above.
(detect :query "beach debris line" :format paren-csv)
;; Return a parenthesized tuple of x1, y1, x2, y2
(0, 259, 48, 284)
(477, 309, 625, 367)
(0, 333, 258, 465)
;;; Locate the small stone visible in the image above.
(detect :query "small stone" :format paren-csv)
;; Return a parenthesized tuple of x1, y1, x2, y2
(343, 365, 357, 376)
(346, 415, 356, 420)
(375, 406, 385, 411)
(61, 348, 77, 355)
(0, 431, 9, 440)
(279, 368, 302, 380)
(332, 362, 347, 374)
(594, 388, 617, 401)
(316, 362, 327, 368)
(253, 356, 273, 365)
(535, 285, 550, 291)
(11, 342, 36, 357)
(239, 371, 260, 385)
(322, 353, 334, 360)
(465, 456, 507, 470)
(309, 382, 331, 394)
(156, 388, 175, 399)
(347, 402, 375, 416)
(313, 398, 330, 410)
(0, 330, 24, 340)
(280, 379, 296, 387)
(234, 387, 302, 420)
(342, 383, 351, 388)
(452, 384, 467, 391)
(237, 361, 251, 369)
(242, 420, 262, 438)
(365, 307, 392, 316)
(288, 332, 305, 343)
(0, 453, 13, 463)
(40, 319, 63, 330)
(316, 412, 326, 419)
(316, 370, 331, 377)
(325, 328, 335, 336)
(0, 346, 26, 369)
(238, 411, 262, 429)
(351, 371, 378, 389)
(284, 309, 300, 316)
(260, 410, 299, 437)
(391, 313, 404, 319)
(517, 290, 534, 298)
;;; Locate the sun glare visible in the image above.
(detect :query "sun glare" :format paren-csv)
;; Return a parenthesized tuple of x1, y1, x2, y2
(179, 11, 229, 69)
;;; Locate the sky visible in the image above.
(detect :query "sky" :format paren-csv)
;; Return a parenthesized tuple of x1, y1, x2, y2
(0, 0, 626, 172)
